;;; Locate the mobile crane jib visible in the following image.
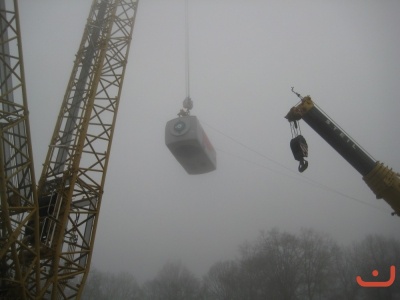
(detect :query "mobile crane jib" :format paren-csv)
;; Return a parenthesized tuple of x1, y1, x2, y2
(285, 95, 400, 216)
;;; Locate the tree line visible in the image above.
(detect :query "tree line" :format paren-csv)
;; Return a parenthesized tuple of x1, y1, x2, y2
(81, 228, 400, 300)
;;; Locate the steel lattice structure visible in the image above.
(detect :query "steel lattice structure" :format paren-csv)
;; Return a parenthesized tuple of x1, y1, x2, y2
(0, 0, 40, 298)
(1, 0, 138, 299)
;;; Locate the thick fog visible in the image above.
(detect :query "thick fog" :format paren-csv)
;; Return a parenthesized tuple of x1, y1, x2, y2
(20, 0, 399, 283)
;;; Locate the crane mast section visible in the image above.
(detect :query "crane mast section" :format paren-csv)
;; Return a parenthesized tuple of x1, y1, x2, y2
(0, 0, 40, 299)
(36, 0, 138, 298)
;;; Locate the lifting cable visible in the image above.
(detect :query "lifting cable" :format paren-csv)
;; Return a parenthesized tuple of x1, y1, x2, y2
(179, 0, 193, 116)
(185, 0, 190, 100)
(202, 121, 389, 214)
(289, 87, 303, 139)
(290, 119, 302, 139)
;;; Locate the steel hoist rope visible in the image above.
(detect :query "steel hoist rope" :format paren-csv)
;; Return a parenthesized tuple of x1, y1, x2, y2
(178, 0, 193, 116)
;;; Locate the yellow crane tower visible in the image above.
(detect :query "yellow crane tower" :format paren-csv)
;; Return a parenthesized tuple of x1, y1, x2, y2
(0, 0, 40, 298)
(0, 0, 138, 299)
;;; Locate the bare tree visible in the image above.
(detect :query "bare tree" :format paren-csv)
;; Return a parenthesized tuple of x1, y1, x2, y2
(236, 240, 266, 300)
(81, 268, 106, 300)
(203, 260, 242, 300)
(81, 268, 142, 300)
(80, 231, 400, 300)
(354, 235, 400, 300)
(106, 272, 142, 299)
(142, 261, 200, 300)
(236, 229, 303, 300)
(264, 229, 303, 300)
(297, 228, 337, 300)
(330, 244, 361, 300)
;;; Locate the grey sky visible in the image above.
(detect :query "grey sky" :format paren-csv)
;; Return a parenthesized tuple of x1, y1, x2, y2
(20, 0, 400, 282)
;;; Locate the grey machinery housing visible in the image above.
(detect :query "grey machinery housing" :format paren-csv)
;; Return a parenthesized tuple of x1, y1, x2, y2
(165, 116, 216, 174)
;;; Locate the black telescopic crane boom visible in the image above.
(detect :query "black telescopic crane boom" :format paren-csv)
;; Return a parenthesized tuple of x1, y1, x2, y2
(285, 96, 376, 176)
(286, 96, 400, 216)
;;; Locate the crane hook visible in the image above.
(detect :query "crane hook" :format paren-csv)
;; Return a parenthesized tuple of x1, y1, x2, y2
(291, 87, 303, 99)
(298, 159, 308, 173)
(177, 96, 193, 117)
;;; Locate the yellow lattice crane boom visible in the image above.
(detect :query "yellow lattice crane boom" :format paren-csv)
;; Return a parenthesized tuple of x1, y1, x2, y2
(0, 0, 40, 298)
(1, 0, 138, 299)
